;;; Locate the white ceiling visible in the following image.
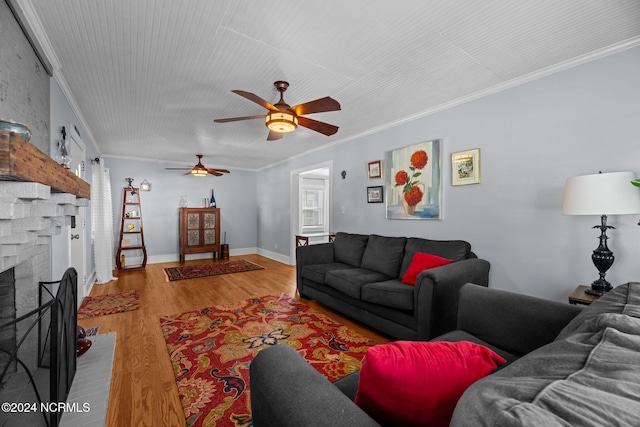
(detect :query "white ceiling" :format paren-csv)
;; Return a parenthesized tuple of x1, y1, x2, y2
(20, 0, 640, 170)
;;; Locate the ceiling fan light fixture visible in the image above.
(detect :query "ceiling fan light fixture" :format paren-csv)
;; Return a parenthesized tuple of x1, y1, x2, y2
(265, 111, 298, 133)
(191, 168, 208, 176)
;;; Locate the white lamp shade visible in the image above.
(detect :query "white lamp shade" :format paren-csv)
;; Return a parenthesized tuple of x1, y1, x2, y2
(563, 171, 640, 215)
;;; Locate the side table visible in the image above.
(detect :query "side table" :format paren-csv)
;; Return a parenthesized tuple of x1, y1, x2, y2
(295, 233, 336, 247)
(568, 285, 601, 305)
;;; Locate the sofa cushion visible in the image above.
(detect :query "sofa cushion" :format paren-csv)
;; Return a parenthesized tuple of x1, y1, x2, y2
(435, 330, 518, 364)
(556, 281, 640, 340)
(333, 232, 369, 267)
(334, 331, 519, 402)
(333, 371, 360, 401)
(399, 238, 471, 277)
(355, 341, 505, 427)
(301, 262, 353, 284)
(451, 283, 640, 427)
(452, 327, 640, 427)
(361, 280, 414, 311)
(360, 235, 407, 278)
(325, 268, 391, 299)
(401, 252, 453, 285)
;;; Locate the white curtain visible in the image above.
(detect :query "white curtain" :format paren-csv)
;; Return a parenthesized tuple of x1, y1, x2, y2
(91, 160, 117, 284)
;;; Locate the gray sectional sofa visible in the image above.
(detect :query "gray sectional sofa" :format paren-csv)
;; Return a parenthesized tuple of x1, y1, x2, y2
(250, 282, 640, 426)
(296, 232, 490, 340)
(451, 281, 640, 426)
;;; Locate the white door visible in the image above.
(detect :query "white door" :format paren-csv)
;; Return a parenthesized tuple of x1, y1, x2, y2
(66, 125, 88, 305)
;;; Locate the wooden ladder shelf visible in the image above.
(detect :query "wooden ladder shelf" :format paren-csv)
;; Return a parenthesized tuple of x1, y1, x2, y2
(116, 187, 147, 271)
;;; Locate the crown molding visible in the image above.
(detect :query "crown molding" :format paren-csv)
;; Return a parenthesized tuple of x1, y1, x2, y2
(260, 36, 640, 171)
(7, 0, 60, 74)
(11, 1, 102, 157)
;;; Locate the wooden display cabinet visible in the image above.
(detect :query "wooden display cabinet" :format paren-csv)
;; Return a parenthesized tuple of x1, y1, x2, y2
(179, 208, 221, 263)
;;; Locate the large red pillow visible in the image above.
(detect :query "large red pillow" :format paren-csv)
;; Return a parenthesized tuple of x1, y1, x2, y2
(401, 252, 453, 285)
(354, 341, 505, 427)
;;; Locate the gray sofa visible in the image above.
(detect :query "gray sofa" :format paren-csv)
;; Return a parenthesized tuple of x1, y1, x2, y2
(250, 283, 640, 426)
(296, 232, 490, 340)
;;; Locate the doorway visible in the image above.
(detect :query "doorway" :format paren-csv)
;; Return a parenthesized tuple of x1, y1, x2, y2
(66, 125, 88, 306)
(289, 161, 333, 265)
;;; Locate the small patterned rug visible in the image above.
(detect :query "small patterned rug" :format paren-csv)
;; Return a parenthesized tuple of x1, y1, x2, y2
(160, 294, 376, 427)
(77, 291, 139, 319)
(164, 260, 265, 282)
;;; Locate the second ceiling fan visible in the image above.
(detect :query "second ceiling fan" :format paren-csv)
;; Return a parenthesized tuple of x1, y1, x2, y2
(165, 155, 230, 177)
(214, 81, 341, 141)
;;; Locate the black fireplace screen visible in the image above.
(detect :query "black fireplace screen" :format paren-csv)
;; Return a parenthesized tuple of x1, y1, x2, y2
(0, 268, 78, 427)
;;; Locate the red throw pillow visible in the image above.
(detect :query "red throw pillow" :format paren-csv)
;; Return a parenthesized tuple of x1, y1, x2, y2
(401, 252, 453, 285)
(354, 341, 505, 427)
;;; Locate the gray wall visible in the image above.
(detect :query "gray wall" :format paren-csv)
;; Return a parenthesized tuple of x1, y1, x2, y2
(0, 0, 49, 151)
(49, 79, 101, 281)
(1, 0, 100, 287)
(106, 158, 258, 261)
(257, 46, 640, 302)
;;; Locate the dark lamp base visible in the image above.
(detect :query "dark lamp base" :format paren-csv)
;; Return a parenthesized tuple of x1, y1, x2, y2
(585, 288, 607, 297)
(587, 215, 615, 298)
(585, 280, 612, 297)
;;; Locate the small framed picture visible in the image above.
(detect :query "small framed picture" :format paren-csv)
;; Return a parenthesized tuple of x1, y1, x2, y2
(451, 148, 481, 186)
(367, 160, 382, 179)
(367, 186, 384, 203)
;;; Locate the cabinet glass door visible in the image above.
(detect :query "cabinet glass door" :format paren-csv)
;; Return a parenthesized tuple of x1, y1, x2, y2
(186, 212, 201, 246)
(203, 212, 216, 245)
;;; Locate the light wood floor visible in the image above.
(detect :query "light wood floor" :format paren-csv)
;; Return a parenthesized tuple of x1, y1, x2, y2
(78, 254, 388, 427)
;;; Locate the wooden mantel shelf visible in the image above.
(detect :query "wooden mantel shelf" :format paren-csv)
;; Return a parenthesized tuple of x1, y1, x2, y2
(0, 130, 90, 199)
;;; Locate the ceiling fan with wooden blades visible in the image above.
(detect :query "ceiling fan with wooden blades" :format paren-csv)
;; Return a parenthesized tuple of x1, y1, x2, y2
(165, 154, 230, 177)
(214, 81, 341, 141)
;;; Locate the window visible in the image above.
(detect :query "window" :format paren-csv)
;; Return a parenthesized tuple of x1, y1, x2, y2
(300, 174, 329, 234)
(302, 188, 323, 227)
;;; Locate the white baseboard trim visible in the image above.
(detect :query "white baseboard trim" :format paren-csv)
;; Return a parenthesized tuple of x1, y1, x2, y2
(230, 247, 258, 256)
(256, 248, 292, 265)
(147, 254, 183, 264)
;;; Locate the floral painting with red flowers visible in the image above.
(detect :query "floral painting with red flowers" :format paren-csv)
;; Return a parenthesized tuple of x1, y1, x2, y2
(385, 139, 441, 219)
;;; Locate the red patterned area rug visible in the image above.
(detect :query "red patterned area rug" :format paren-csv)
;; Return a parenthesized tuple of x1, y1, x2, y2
(160, 294, 376, 427)
(164, 260, 265, 282)
(77, 291, 139, 319)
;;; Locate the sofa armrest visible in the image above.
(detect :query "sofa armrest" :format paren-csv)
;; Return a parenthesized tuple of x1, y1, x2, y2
(295, 243, 335, 297)
(457, 284, 584, 356)
(414, 258, 490, 339)
(250, 344, 379, 427)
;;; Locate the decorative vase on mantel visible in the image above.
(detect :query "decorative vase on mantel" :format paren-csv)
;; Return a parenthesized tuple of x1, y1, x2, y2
(55, 139, 72, 169)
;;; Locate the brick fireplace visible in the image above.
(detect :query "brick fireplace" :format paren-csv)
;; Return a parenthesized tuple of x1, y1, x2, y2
(0, 182, 86, 422)
(0, 130, 90, 425)
(0, 130, 90, 298)
(0, 180, 86, 352)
